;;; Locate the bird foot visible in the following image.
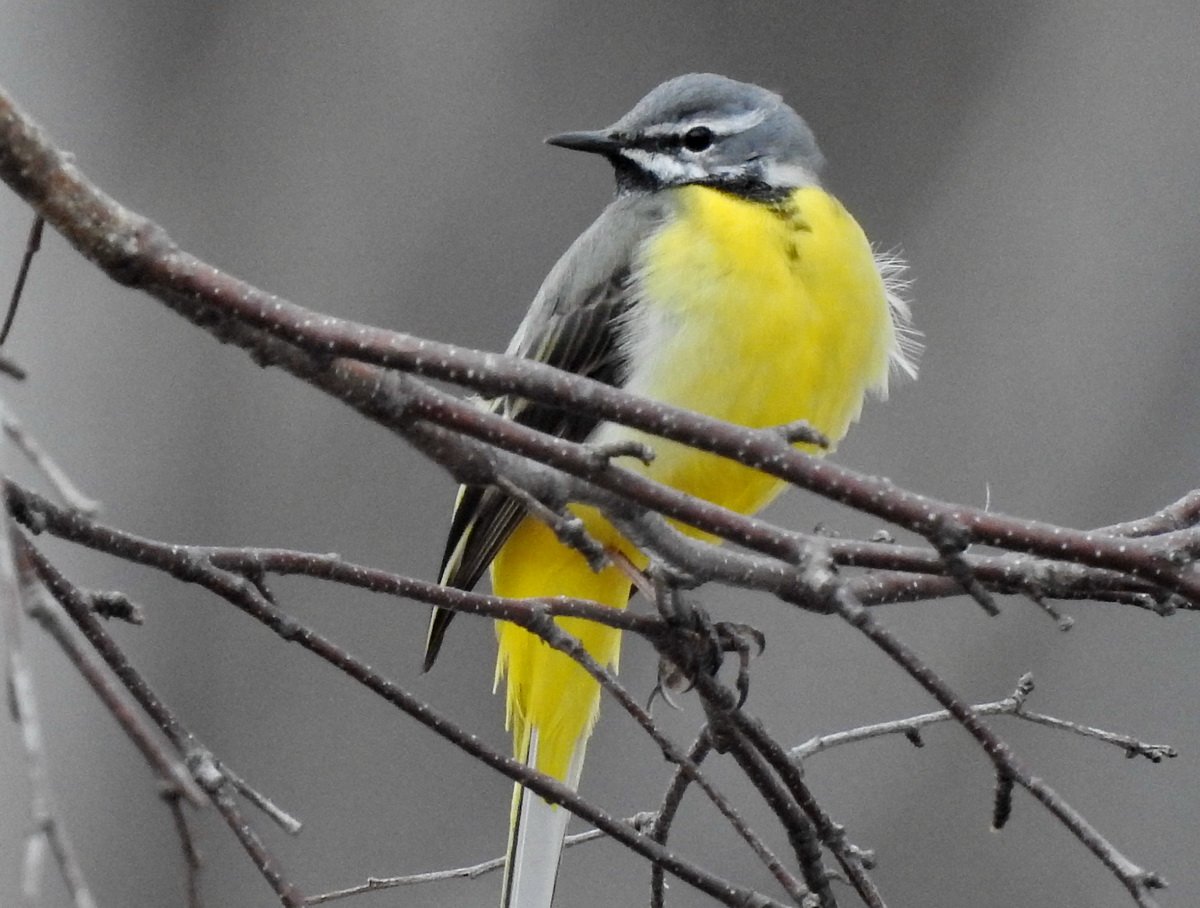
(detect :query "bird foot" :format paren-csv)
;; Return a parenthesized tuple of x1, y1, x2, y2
(651, 603, 765, 709)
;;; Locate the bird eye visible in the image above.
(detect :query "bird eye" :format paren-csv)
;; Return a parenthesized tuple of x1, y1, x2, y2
(682, 126, 714, 152)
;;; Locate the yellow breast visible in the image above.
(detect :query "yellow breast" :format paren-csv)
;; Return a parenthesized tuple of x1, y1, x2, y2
(603, 183, 896, 517)
(491, 184, 899, 780)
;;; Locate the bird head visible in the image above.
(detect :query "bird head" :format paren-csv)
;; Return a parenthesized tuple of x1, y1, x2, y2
(546, 73, 825, 198)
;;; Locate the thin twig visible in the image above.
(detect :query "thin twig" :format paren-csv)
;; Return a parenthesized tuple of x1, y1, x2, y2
(493, 474, 609, 572)
(0, 84, 1194, 612)
(19, 535, 307, 907)
(649, 732, 712, 908)
(22, 594, 207, 805)
(199, 757, 304, 908)
(928, 516, 1000, 616)
(704, 677, 885, 908)
(8, 647, 99, 908)
(3, 478, 803, 899)
(1015, 709, 1177, 762)
(992, 771, 1015, 830)
(791, 673, 1173, 764)
(648, 580, 875, 906)
(164, 789, 205, 908)
(220, 762, 303, 835)
(806, 552, 1168, 907)
(1095, 490, 1200, 538)
(704, 703, 827, 907)
(1, 402, 100, 514)
(5, 477, 1184, 905)
(1, 212, 42, 345)
(1, 510, 98, 908)
(8, 472, 1178, 661)
(14, 521, 781, 907)
(526, 610, 802, 895)
(5, 479, 658, 638)
(1022, 589, 1075, 630)
(305, 814, 655, 905)
(0, 80, 1191, 908)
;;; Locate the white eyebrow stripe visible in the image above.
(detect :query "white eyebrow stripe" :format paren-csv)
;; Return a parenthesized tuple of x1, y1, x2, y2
(639, 107, 769, 138)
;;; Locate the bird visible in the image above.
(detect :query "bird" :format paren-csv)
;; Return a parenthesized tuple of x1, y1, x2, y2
(423, 72, 919, 907)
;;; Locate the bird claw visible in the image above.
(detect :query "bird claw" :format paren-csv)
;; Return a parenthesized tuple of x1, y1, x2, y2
(715, 622, 765, 707)
(656, 604, 765, 709)
(646, 673, 686, 712)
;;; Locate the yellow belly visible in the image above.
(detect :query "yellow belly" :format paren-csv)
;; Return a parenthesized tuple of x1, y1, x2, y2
(495, 183, 896, 781)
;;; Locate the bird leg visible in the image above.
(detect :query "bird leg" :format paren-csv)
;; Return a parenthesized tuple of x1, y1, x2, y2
(605, 546, 656, 600)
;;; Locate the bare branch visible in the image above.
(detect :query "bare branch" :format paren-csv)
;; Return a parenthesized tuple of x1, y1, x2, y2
(305, 814, 656, 905)
(4, 479, 658, 638)
(649, 733, 713, 908)
(704, 704, 828, 906)
(703, 677, 885, 908)
(805, 551, 1169, 907)
(927, 515, 1000, 616)
(493, 474, 609, 573)
(1, 212, 42, 345)
(523, 609, 801, 896)
(1095, 489, 1200, 537)
(1014, 708, 1177, 763)
(992, 771, 1015, 831)
(164, 790, 204, 908)
(0, 83, 1195, 613)
(11, 508, 783, 907)
(21, 590, 206, 805)
(221, 763, 304, 836)
(8, 648, 98, 908)
(1, 401, 100, 515)
(791, 673, 1174, 764)
(19, 534, 307, 907)
(0, 77, 1192, 908)
(2, 513, 97, 908)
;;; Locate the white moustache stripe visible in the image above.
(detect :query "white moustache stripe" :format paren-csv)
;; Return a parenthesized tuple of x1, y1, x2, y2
(618, 148, 708, 182)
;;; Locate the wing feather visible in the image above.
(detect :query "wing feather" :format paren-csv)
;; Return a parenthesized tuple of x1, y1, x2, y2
(423, 195, 669, 670)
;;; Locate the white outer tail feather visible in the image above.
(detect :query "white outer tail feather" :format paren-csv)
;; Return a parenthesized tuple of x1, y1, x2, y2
(502, 729, 589, 908)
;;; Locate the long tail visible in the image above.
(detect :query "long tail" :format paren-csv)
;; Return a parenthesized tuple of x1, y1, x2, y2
(491, 511, 633, 907)
(501, 729, 588, 908)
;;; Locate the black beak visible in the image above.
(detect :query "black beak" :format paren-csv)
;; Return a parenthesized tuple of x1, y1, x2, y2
(544, 129, 625, 156)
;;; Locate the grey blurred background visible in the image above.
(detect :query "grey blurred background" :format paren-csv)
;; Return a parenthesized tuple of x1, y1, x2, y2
(1, 2, 1198, 906)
